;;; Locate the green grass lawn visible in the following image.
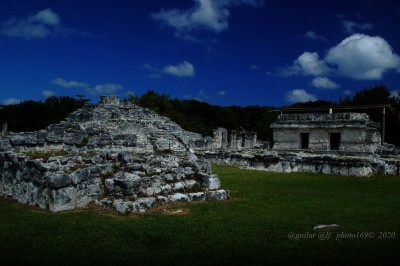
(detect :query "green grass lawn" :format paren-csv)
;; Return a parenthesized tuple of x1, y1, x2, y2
(1, 164, 399, 265)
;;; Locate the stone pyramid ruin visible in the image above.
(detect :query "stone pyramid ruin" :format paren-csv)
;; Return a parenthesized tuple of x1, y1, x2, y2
(0, 96, 229, 213)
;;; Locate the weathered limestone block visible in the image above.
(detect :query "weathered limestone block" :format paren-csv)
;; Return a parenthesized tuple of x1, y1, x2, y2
(10, 135, 26, 146)
(12, 181, 38, 205)
(172, 181, 186, 192)
(144, 186, 161, 196)
(71, 168, 90, 185)
(36, 130, 47, 145)
(163, 173, 175, 183)
(36, 187, 50, 209)
(184, 167, 195, 176)
(169, 193, 189, 203)
(136, 197, 156, 209)
(111, 134, 126, 143)
(48, 173, 72, 188)
(113, 199, 134, 214)
(49, 186, 77, 212)
(104, 178, 115, 191)
(77, 178, 102, 207)
(188, 192, 205, 201)
(205, 190, 230, 200)
(322, 164, 331, 174)
(26, 159, 48, 172)
(118, 152, 133, 164)
(114, 172, 141, 195)
(32, 169, 47, 186)
(157, 195, 169, 205)
(46, 125, 65, 143)
(185, 179, 199, 190)
(160, 184, 172, 195)
(201, 173, 221, 190)
(98, 133, 112, 146)
(0, 139, 12, 151)
(150, 176, 162, 187)
(123, 134, 137, 147)
(24, 134, 38, 145)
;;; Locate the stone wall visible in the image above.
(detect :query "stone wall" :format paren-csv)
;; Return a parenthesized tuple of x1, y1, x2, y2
(196, 151, 399, 177)
(0, 151, 229, 214)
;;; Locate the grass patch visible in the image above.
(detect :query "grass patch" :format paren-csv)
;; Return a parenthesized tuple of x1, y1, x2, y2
(23, 150, 68, 161)
(0, 165, 399, 265)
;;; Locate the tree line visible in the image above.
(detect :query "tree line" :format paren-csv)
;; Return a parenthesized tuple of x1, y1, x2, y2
(1, 85, 399, 146)
(0, 96, 89, 132)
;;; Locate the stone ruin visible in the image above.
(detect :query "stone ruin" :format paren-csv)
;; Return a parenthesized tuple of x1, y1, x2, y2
(1, 95, 399, 213)
(197, 112, 400, 177)
(212, 127, 258, 150)
(271, 113, 381, 153)
(0, 96, 229, 213)
(0, 95, 205, 153)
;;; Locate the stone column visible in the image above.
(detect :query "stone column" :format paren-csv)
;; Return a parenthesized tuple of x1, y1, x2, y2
(1, 123, 7, 137)
(100, 96, 121, 106)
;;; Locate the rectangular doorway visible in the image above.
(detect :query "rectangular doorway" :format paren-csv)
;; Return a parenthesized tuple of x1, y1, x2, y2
(300, 133, 309, 149)
(330, 133, 341, 150)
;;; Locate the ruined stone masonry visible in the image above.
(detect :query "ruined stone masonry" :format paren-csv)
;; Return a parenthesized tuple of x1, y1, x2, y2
(198, 151, 399, 177)
(196, 112, 399, 177)
(271, 113, 381, 153)
(0, 95, 205, 153)
(1, 96, 399, 213)
(0, 150, 228, 214)
(0, 96, 229, 213)
(212, 127, 258, 150)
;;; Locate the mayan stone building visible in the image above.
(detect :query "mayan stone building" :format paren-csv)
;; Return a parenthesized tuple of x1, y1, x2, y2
(271, 113, 381, 153)
(230, 130, 257, 150)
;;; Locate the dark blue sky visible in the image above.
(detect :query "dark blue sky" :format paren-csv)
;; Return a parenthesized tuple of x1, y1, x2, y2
(1, 0, 400, 106)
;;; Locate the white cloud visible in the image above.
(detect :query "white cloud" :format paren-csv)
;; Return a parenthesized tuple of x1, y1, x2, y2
(278, 52, 330, 77)
(141, 63, 159, 72)
(251, 64, 258, 70)
(184, 90, 209, 101)
(311, 77, 340, 89)
(52, 77, 123, 95)
(53, 78, 90, 88)
(2, 98, 21, 105)
(141, 64, 162, 79)
(34, 9, 60, 25)
(42, 90, 55, 98)
(278, 34, 400, 81)
(341, 20, 373, 34)
(2, 8, 61, 39)
(151, 0, 263, 35)
(344, 90, 353, 96)
(217, 90, 226, 96)
(325, 34, 400, 80)
(91, 83, 123, 95)
(163, 61, 196, 77)
(285, 89, 317, 103)
(304, 31, 326, 41)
